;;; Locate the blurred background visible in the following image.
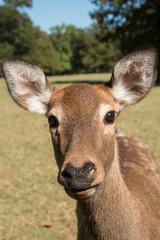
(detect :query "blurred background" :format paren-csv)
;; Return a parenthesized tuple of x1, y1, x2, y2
(0, 0, 159, 79)
(0, 1, 160, 240)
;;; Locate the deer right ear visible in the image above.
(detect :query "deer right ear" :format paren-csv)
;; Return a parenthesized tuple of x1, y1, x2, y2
(1, 58, 54, 114)
(107, 48, 157, 110)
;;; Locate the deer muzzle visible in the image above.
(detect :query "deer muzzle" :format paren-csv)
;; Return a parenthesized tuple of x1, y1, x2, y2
(58, 161, 101, 199)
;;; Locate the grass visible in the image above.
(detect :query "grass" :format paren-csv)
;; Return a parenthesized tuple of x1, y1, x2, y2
(0, 72, 160, 240)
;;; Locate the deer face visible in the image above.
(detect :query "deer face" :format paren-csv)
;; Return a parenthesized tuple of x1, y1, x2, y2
(47, 84, 119, 199)
(1, 48, 157, 200)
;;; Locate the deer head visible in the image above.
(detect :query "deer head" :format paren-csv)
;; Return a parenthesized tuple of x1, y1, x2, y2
(1, 48, 157, 200)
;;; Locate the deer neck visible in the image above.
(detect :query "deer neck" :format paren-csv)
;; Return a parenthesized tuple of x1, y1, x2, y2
(77, 140, 142, 240)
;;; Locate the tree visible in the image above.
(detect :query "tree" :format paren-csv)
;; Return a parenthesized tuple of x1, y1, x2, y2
(0, 6, 33, 56)
(28, 28, 60, 75)
(80, 29, 121, 73)
(0, 42, 14, 60)
(90, 0, 160, 82)
(50, 24, 122, 74)
(2, 0, 32, 8)
(0, 5, 59, 75)
(90, 0, 160, 49)
(50, 24, 73, 74)
(65, 25, 84, 73)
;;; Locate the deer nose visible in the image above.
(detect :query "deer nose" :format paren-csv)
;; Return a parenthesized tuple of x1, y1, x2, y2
(61, 162, 95, 191)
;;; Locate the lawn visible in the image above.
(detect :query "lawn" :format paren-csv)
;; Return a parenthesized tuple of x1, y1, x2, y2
(0, 72, 160, 240)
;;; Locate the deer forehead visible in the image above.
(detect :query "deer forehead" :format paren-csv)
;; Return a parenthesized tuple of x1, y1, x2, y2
(48, 84, 118, 127)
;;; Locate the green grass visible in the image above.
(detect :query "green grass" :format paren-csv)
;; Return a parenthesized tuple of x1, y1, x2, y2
(48, 72, 111, 82)
(0, 73, 160, 240)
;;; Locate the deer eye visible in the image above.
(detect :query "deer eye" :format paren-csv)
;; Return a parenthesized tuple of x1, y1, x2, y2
(104, 111, 116, 124)
(48, 115, 59, 128)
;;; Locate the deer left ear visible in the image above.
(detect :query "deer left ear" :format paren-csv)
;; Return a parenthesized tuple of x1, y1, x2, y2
(107, 47, 157, 110)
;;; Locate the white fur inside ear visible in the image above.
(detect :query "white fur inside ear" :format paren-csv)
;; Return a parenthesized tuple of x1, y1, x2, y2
(26, 90, 52, 114)
(111, 82, 138, 110)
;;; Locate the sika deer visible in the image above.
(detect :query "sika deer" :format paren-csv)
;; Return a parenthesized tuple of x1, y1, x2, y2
(2, 48, 160, 240)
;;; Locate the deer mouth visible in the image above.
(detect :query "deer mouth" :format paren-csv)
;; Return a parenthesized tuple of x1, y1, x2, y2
(64, 185, 98, 200)
(58, 170, 98, 199)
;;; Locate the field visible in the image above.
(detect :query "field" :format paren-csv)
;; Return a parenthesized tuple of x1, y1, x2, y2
(0, 72, 160, 240)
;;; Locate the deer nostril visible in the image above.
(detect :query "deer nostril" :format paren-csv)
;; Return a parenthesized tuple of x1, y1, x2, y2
(62, 165, 74, 179)
(88, 168, 95, 178)
(62, 171, 72, 179)
(83, 162, 95, 176)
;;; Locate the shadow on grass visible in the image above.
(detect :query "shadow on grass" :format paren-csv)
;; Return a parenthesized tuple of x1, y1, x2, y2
(52, 79, 160, 87)
(51, 80, 106, 85)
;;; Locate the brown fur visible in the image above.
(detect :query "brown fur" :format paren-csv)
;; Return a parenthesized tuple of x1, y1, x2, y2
(76, 136, 160, 240)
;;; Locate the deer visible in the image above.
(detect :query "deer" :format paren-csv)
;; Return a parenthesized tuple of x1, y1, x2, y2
(1, 47, 160, 240)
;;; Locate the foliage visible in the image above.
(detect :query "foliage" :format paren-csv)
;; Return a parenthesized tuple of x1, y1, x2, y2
(0, 0, 122, 76)
(90, 0, 160, 82)
(0, 6, 32, 50)
(3, 0, 32, 8)
(117, 0, 160, 53)
(28, 28, 60, 75)
(50, 25, 73, 74)
(0, 5, 59, 75)
(0, 42, 14, 59)
(50, 24, 121, 74)
(90, 0, 160, 52)
(79, 29, 121, 72)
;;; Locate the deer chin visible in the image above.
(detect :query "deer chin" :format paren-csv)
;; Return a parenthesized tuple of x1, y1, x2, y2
(64, 186, 97, 200)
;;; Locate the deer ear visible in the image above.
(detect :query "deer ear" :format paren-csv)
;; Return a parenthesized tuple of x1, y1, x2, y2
(107, 48, 157, 110)
(1, 58, 54, 114)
